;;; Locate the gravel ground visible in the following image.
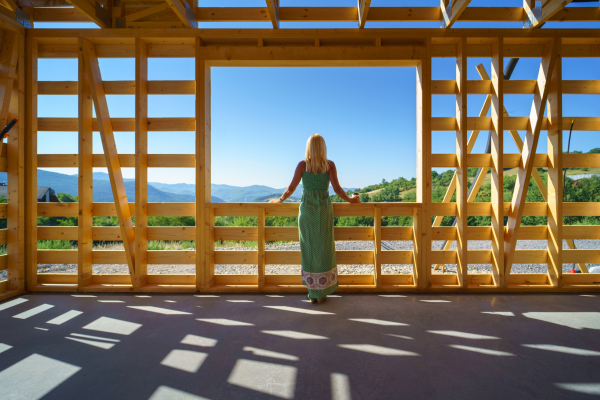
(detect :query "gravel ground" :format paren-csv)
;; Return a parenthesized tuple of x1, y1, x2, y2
(1, 238, 596, 280)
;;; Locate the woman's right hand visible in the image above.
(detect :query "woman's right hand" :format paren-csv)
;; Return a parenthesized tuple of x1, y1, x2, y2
(349, 195, 361, 203)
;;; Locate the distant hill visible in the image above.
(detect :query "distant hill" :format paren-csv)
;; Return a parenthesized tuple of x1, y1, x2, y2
(252, 193, 301, 203)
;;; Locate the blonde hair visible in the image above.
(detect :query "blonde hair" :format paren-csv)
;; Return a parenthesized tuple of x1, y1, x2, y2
(305, 134, 329, 173)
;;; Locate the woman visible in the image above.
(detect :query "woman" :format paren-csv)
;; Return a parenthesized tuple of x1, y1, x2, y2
(270, 134, 360, 304)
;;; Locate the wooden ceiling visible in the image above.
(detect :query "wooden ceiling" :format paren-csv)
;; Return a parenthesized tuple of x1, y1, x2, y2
(1, 0, 599, 30)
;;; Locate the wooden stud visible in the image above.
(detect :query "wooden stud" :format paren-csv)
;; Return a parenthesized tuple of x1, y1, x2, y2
(82, 39, 136, 277)
(24, 35, 37, 291)
(266, 0, 279, 29)
(0, 31, 18, 126)
(258, 207, 265, 290)
(78, 37, 93, 289)
(358, 0, 371, 29)
(196, 38, 211, 291)
(490, 38, 505, 287)
(524, 0, 574, 29)
(547, 38, 562, 287)
(441, 0, 472, 28)
(134, 37, 148, 289)
(125, 3, 171, 23)
(66, 0, 111, 28)
(165, 0, 196, 28)
(455, 37, 468, 288)
(504, 38, 557, 284)
(415, 38, 432, 290)
(374, 206, 382, 288)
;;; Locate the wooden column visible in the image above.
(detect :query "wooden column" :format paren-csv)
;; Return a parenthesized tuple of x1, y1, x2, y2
(134, 37, 148, 289)
(196, 38, 211, 291)
(24, 35, 37, 290)
(374, 206, 382, 288)
(490, 38, 504, 287)
(258, 207, 265, 290)
(415, 39, 432, 290)
(504, 38, 557, 284)
(547, 39, 562, 287)
(82, 39, 136, 277)
(455, 37, 468, 288)
(77, 37, 93, 289)
(7, 31, 24, 294)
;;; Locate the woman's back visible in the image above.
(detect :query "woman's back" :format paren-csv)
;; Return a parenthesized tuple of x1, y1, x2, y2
(301, 170, 330, 192)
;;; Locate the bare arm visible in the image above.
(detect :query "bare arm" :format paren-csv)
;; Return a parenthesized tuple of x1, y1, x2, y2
(270, 161, 304, 203)
(329, 161, 360, 203)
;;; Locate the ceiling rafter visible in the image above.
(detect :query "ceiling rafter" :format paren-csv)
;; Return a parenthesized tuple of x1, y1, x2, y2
(524, 0, 574, 29)
(441, 0, 472, 28)
(358, 0, 371, 29)
(266, 0, 279, 29)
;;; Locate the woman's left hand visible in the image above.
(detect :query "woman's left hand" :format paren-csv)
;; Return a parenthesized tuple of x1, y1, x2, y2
(269, 198, 282, 203)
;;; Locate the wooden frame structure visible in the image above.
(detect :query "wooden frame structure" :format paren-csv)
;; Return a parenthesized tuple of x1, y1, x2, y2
(0, 17, 598, 298)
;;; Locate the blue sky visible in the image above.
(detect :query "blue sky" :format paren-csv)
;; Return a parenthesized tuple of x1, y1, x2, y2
(36, 0, 600, 189)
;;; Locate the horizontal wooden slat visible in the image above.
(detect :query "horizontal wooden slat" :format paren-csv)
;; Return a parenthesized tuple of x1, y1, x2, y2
(38, 117, 195, 132)
(0, 204, 6, 218)
(508, 274, 549, 285)
(468, 250, 492, 264)
(563, 153, 600, 168)
(38, 80, 195, 95)
(215, 227, 258, 241)
(432, 226, 456, 241)
(37, 226, 78, 240)
(38, 154, 196, 168)
(562, 274, 600, 285)
(147, 274, 196, 285)
(214, 274, 258, 286)
(334, 227, 373, 241)
(381, 226, 412, 241)
(212, 202, 419, 217)
(92, 274, 131, 284)
(512, 249, 547, 264)
(90, 202, 196, 216)
(38, 250, 78, 264)
(92, 250, 127, 264)
(92, 227, 122, 241)
(433, 153, 549, 168)
(432, 80, 600, 95)
(381, 274, 414, 286)
(562, 80, 600, 95)
(563, 202, 600, 217)
(379, 250, 413, 264)
(37, 202, 78, 217)
(468, 226, 491, 241)
(563, 225, 600, 240)
(430, 274, 459, 285)
(0, 254, 6, 271)
(431, 250, 456, 264)
(38, 274, 77, 284)
(432, 116, 600, 132)
(148, 227, 195, 241)
(148, 250, 195, 264)
(215, 250, 258, 265)
(0, 229, 6, 245)
(563, 249, 600, 264)
(265, 227, 296, 242)
(265, 250, 300, 265)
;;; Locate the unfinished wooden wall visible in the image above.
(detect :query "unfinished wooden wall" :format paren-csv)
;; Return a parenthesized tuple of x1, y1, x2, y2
(0, 29, 598, 298)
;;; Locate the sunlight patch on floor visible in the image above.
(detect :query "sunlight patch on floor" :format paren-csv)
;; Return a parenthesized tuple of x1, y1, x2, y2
(338, 344, 419, 356)
(194, 295, 219, 298)
(263, 306, 334, 315)
(348, 318, 408, 326)
(98, 300, 125, 303)
(331, 373, 352, 400)
(449, 344, 514, 356)
(181, 334, 217, 348)
(427, 330, 500, 340)
(523, 312, 600, 330)
(266, 295, 284, 297)
(72, 295, 96, 298)
(161, 350, 208, 373)
(420, 300, 451, 303)
(228, 359, 297, 399)
(227, 300, 254, 303)
(243, 346, 299, 361)
(66, 336, 116, 350)
(261, 330, 329, 340)
(379, 295, 407, 298)
(0, 298, 28, 311)
(47, 310, 83, 325)
(386, 334, 413, 340)
(70, 333, 120, 342)
(0, 354, 81, 399)
(554, 383, 600, 395)
(127, 306, 191, 315)
(13, 304, 54, 319)
(83, 316, 142, 335)
(0, 343, 12, 354)
(522, 344, 600, 356)
(481, 311, 515, 316)
(196, 318, 254, 326)
(148, 386, 210, 400)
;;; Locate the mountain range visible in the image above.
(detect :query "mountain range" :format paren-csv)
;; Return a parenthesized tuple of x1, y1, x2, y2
(0, 170, 354, 203)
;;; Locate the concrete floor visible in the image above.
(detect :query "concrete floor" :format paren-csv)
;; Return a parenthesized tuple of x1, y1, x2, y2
(0, 293, 599, 400)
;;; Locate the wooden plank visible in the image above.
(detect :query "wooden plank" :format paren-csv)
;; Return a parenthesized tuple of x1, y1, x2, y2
(38, 249, 78, 264)
(134, 37, 148, 289)
(374, 207, 382, 288)
(358, 0, 371, 29)
(381, 227, 412, 241)
(38, 80, 195, 95)
(37, 226, 78, 240)
(563, 225, 600, 240)
(258, 208, 265, 290)
(504, 39, 557, 286)
(66, 0, 111, 28)
(525, 0, 574, 29)
(78, 36, 93, 289)
(0, 31, 18, 127)
(82, 38, 136, 277)
(38, 117, 195, 132)
(563, 153, 600, 168)
(165, 0, 196, 28)
(148, 250, 195, 264)
(147, 226, 195, 241)
(266, 0, 279, 29)
(25, 36, 37, 290)
(490, 40, 504, 287)
(92, 250, 126, 264)
(92, 226, 122, 241)
(215, 250, 258, 265)
(441, 0, 472, 28)
(563, 202, 600, 216)
(563, 249, 600, 264)
(455, 37, 468, 288)
(125, 3, 171, 22)
(379, 250, 413, 265)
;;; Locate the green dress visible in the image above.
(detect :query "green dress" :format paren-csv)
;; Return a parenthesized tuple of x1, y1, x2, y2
(299, 171, 338, 299)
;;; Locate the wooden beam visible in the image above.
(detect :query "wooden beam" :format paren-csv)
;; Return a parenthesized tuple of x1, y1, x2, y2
(0, 31, 18, 125)
(358, 0, 371, 29)
(82, 39, 136, 277)
(374, 206, 382, 288)
(165, 0, 195, 28)
(265, 0, 279, 29)
(455, 37, 468, 288)
(134, 37, 148, 290)
(547, 38, 562, 286)
(24, 35, 36, 290)
(66, 0, 111, 28)
(257, 207, 265, 290)
(78, 37, 93, 289)
(504, 38, 557, 284)
(524, 0, 574, 29)
(441, 0, 472, 28)
(125, 3, 170, 22)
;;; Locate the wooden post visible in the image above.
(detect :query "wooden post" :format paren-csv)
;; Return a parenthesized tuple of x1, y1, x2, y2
(374, 206, 382, 288)
(134, 37, 148, 289)
(196, 38, 211, 291)
(24, 35, 37, 290)
(490, 38, 505, 287)
(547, 38, 562, 287)
(6, 32, 23, 293)
(258, 207, 265, 290)
(455, 37, 468, 288)
(82, 39, 136, 277)
(77, 37, 93, 289)
(415, 39, 432, 290)
(504, 38, 557, 284)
